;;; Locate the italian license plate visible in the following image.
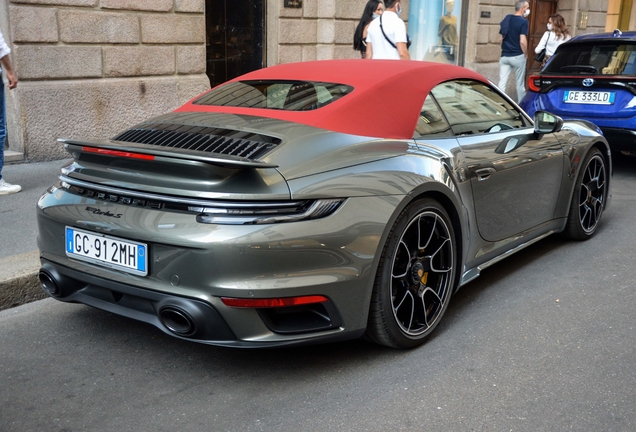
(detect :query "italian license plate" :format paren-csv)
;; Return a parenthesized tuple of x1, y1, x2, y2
(66, 227, 148, 276)
(563, 90, 615, 105)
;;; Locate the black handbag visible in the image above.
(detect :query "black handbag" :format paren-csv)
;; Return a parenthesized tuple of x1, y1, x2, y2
(535, 32, 550, 62)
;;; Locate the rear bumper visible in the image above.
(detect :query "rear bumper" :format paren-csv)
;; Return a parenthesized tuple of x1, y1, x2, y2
(39, 258, 363, 347)
(519, 92, 636, 148)
(39, 258, 235, 341)
(35, 186, 397, 347)
(519, 92, 538, 116)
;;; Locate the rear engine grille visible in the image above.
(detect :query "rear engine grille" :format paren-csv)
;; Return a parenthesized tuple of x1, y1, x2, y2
(113, 123, 282, 160)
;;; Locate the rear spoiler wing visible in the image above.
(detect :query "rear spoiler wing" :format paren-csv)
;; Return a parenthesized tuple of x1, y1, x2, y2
(58, 138, 279, 169)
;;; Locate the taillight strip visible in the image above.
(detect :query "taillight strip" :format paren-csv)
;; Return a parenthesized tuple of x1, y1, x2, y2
(81, 146, 155, 161)
(221, 295, 329, 308)
(528, 75, 541, 92)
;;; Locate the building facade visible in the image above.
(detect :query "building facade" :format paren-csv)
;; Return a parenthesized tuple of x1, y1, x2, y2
(0, 0, 211, 162)
(0, 0, 631, 162)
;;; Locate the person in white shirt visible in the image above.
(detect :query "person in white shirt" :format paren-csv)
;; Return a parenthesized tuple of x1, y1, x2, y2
(535, 13, 571, 67)
(0, 29, 20, 196)
(365, 0, 410, 60)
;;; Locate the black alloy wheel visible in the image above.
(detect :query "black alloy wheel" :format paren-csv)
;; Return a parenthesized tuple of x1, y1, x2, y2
(564, 148, 607, 240)
(366, 198, 457, 348)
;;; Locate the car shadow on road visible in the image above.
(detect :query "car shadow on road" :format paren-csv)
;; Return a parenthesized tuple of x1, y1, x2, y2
(441, 234, 569, 326)
(68, 301, 395, 369)
(612, 153, 636, 178)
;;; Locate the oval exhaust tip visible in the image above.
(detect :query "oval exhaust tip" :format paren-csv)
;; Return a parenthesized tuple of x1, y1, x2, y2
(39, 271, 60, 297)
(159, 307, 196, 336)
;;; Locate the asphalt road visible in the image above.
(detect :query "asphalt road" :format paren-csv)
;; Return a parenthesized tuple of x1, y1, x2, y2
(0, 156, 635, 431)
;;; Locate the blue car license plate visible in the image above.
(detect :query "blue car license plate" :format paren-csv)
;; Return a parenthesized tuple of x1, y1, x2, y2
(563, 90, 615, 105)
(65, 227, 148, 276)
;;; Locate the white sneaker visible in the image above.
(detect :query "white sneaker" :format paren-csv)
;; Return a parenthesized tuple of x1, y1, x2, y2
(0, 179, 21, 195)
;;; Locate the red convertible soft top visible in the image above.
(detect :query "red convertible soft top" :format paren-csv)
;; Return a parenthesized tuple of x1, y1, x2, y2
(176, 60, 489, 139)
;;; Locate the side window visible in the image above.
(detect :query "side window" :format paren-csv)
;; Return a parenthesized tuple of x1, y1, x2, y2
(413, 95, 453, 139)
(431, 80, 527, 136)
(315, 85, 333, 104)
(266, 84, 290, 109)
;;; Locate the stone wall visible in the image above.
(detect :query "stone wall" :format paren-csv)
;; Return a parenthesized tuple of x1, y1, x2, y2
(556, 0, 609, 36)
(1, 0, 210, 162)
(272, 0, 410, 63)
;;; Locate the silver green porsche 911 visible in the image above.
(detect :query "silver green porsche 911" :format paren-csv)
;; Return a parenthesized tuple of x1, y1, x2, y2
(37, 60, 611, 348)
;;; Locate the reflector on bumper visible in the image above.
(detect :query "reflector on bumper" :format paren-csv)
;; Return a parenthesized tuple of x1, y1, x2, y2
(221, 295, 329, 308)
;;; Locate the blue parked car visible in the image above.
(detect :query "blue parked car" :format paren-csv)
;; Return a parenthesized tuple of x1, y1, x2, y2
(520, 30, 636, 156)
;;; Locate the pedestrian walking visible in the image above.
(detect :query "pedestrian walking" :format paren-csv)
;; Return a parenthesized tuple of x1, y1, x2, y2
(499, 0, 529, 102)
(534, 14, 571, 68)
(0, 29, 20, 196)
(365, 0, 410, 60)
(353, 0, 385, 59)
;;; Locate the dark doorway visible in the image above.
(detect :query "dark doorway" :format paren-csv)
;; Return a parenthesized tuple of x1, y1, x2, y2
(527, 0, 558, 74)
(205, 0, 265, 88)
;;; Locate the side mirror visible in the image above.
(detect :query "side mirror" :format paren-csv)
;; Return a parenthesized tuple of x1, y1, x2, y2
(534, 110, 563, 134)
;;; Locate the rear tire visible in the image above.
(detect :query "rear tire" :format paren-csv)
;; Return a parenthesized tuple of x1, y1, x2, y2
(563, 148, 607, 240)
(365, 198, 457, 349)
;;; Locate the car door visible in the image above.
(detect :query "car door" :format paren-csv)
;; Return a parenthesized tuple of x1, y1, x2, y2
(431, 80, 565, 242)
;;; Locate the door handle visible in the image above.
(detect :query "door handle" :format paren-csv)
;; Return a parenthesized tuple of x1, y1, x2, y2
(475, 167, 496, 181)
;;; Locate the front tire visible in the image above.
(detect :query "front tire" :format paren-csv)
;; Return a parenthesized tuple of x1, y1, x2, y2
(563, 148, 607, 240)
(366, 198, 457, 349)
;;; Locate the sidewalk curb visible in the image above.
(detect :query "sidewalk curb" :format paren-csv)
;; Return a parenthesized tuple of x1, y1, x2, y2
(0, 251, 45, 311)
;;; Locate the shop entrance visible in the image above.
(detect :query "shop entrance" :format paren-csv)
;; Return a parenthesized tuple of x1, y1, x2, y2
(205, 0, 265, 88)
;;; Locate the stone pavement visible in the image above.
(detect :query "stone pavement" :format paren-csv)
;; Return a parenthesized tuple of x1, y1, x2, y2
(0, 158, 72, 310)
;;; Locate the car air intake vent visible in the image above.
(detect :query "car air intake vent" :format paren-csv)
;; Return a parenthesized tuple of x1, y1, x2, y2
(112, 123, 282, 160)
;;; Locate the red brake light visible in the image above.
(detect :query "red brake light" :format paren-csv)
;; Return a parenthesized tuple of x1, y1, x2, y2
(81, 146, 155, 161)
(528, 75, 541, 92)
(221, 295, 329, 308)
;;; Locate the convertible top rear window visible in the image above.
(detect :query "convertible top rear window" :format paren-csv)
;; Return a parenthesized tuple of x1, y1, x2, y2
(194, 80, 354, 111)
(545, 42, 636, 75)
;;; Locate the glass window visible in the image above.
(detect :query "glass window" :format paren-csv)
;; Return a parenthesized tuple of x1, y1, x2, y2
(413, 95, 453, 138)
(194, 80, 354, 111)
(205, 0, 265, 88)
(408, 0, 463, 65)
(431, 80, 526, 136)
(545, 42, 636, 75)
